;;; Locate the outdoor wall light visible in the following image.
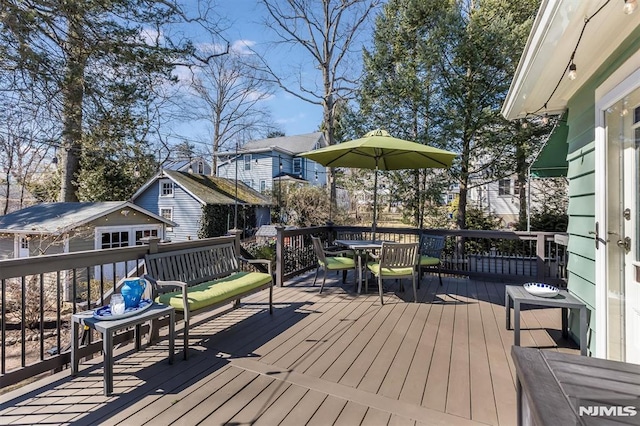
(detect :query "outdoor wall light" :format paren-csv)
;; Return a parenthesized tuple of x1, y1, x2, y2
(568, 63, 577, 80)
(624, 0, 637, 14)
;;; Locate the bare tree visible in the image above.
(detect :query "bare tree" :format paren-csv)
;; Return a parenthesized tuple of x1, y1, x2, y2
(257, 0, 381, 198)
(0, 92, 54, 213)
(189, 49, 275, 175)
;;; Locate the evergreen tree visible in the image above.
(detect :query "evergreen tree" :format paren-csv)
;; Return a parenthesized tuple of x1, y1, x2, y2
(0, 0, 223, 201)
(356, 0, 450, 227)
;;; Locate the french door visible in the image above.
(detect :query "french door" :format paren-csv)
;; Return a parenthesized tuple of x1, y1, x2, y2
(601, 84, 640, 364)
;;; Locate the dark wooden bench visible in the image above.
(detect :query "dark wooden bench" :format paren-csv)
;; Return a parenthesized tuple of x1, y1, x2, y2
(144, 238, 273, 359)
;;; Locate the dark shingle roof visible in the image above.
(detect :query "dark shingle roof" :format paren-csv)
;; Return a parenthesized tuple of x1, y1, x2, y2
(163, 170, 272, 206)
(0, 202, 166, 234)
(239, 132, 325, 154)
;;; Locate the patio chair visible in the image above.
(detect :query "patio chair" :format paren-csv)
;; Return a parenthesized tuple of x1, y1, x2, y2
(311, 235, 357, 294)
(366, 242, 420, 305)
(419, 234, 445, 287)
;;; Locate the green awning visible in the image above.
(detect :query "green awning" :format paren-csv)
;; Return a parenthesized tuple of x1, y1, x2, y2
(530, 119, 569, 178)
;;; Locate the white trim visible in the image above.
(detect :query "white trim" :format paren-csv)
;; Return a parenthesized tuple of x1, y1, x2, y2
(94, 224, 164, 250)
(159, 180, 174, 198)
(594, 53, 640, 359)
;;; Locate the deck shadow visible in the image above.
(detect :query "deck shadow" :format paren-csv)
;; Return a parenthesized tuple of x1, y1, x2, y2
(0, 301, 314, 426)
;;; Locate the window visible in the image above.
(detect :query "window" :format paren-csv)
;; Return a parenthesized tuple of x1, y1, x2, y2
(498, 179, 511, 196)
(447, 194, 454, 202)
(135, 229, 158, 245)
(293, 157, 304, 176)
(243, 179, 254, 188)
(160, 181, 174, 197)
(513, 182, 521, 196)
(260, 180, 267, 192)
(197, 161, 204, 174)
(101, 231, 129, 249)
(20, 237, 29, 249)
(160, 208, 173, 221)
(244, 154, 252, 171)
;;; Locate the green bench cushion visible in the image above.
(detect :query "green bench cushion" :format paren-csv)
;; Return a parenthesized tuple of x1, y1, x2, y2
(320, 256, 356, 270)
(367, 263, 414, 277)
(156, 271, 272, 311)
(419, 255, 440, 266)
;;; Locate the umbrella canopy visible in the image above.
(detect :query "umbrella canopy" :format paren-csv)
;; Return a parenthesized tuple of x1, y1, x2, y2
(301, 129, 456, 170)
(300, 129, 457, 238)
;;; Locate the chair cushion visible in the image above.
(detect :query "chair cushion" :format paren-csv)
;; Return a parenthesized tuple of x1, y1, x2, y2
(321, 256, 356, 270)
(367, 262, 414, 277)
(419, 256, 440, 266)
(156, 271, 272, 311)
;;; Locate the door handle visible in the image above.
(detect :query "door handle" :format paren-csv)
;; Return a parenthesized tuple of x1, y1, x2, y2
(617, 236, 631, 252)
(589, 222, 600, 249)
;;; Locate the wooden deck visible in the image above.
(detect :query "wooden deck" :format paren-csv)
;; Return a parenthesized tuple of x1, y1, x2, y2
(0, 272, 580, 425)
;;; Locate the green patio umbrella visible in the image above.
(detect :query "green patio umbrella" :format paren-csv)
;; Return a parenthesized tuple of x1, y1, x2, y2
(300, 129, 457, 239)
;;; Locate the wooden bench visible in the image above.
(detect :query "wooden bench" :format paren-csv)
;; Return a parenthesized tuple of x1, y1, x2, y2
(143, 238, 273, 359)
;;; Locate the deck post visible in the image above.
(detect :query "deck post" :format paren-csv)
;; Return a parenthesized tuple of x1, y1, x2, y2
(275, 224, 285, 287)
(536, 233, 546, 281)
(228, 229, 242, 259)
(142, 236, 161, 254)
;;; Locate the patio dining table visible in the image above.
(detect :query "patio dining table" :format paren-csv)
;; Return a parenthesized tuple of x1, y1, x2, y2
(333, 239, 387, 293)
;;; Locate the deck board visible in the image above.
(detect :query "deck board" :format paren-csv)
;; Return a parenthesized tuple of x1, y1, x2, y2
(447, 277, 471, 419)
(0, 273, 582, 426)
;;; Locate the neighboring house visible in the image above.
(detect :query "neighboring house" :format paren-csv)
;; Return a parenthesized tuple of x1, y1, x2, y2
(0, 201, 174, 300)
(502, 1, 640, 362)
(131, 169, 272, 241)
(216, 132, 328, 193)
(161, 156, 211, 175)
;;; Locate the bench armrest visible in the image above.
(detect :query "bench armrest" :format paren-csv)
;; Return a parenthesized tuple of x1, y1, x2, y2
(239, 257, 273, 277)
(156, 279, 190, 322)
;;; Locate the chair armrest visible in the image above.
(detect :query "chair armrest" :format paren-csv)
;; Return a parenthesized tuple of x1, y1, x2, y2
(368, 252, 380, 261)
(325, 249, 353, 257)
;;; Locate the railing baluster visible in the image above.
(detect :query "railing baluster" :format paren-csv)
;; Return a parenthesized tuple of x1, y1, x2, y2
(1, 278, 5, 374)
(56, 271, 61, 357)
(21, 276, 25, 368)
(40, 273, 44, 361)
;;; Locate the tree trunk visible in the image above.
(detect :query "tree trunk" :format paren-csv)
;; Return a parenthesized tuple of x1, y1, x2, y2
(59, 5, 87, 202)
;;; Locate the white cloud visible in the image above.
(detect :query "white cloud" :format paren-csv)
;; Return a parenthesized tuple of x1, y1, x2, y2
(140, 28, 163, 45)
(230, 40, 256, 55)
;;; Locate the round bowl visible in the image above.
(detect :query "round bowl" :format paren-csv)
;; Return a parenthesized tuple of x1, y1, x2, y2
(523, 282, 559, 298)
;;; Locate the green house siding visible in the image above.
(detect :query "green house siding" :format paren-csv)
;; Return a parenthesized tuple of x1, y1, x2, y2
(563, 26, 640, 355)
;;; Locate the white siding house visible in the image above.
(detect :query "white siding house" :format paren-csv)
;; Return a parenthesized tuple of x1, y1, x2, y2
(216, 133, 328, 193)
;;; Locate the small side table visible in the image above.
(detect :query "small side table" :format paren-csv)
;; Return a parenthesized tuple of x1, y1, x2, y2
(505, 285, 588, 356)
(71, 303, 175, 395)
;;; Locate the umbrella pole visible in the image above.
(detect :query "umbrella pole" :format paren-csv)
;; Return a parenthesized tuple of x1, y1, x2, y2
(372, 165, 378, 241)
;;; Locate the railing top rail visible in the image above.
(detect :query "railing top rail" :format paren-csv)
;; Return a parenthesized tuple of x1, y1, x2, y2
(0, 245, 151, 280)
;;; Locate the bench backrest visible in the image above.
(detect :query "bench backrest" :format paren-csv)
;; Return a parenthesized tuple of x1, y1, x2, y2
(145, 242, 239, 286)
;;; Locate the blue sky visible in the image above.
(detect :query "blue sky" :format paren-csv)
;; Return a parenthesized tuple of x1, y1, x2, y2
(219, 0, 323, 136)
(171, 0, 326, 149)
(170, 0, 378, 150)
